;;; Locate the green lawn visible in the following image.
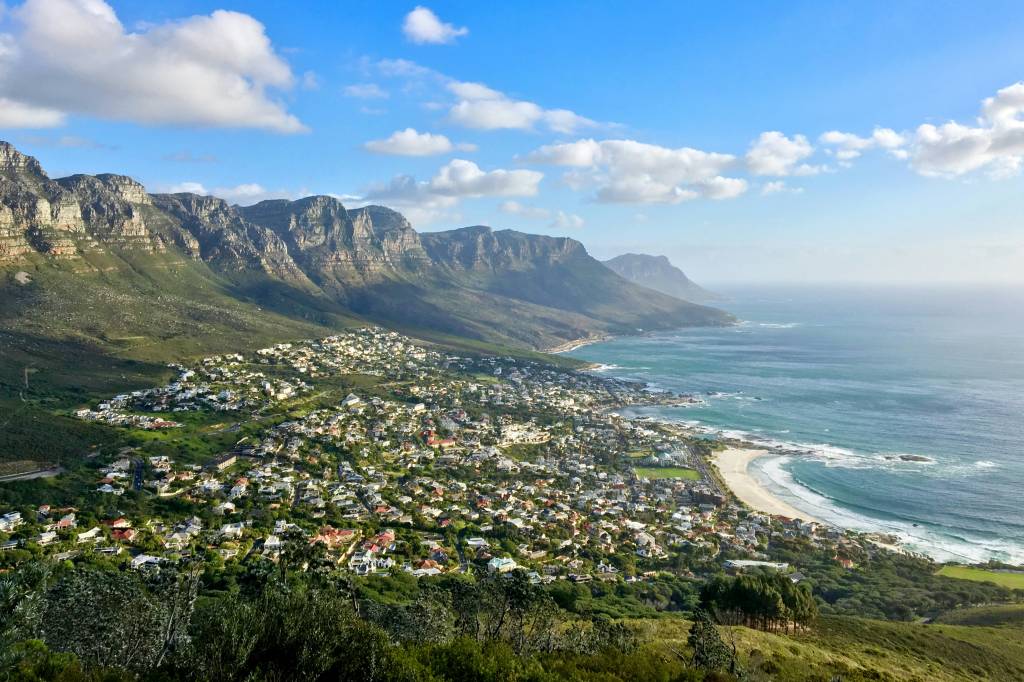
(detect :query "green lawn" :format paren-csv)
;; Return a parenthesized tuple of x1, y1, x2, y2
(938, 565, 1024, 589)
(633, 466, 701, 480)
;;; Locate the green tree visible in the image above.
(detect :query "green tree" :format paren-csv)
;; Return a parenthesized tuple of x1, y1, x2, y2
(687, 608, 735, 674)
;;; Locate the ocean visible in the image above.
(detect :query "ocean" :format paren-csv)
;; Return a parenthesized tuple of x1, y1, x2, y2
(567, 285, 1024, 563)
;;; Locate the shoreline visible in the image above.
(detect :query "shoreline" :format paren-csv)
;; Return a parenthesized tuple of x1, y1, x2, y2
(711, 447, 823, 523)
(545, 335, 610, 354)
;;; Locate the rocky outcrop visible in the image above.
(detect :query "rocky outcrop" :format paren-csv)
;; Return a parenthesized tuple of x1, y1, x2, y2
(421, 226, 587, 271)
(603, 253, 722, 303)
(151, 193, 311, 284)
(237, 197, 432, 298)
(0, 144, 168, 259)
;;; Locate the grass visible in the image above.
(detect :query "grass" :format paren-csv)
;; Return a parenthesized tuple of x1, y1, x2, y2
(937, 565, 1024, 589)
(935, 603, 1024, 627)
(637, 613, 1024, 681)
(633, 466, 701, 480)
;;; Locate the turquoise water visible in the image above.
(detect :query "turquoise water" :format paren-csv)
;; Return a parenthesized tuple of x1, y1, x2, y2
(568, 286, 1024, 563)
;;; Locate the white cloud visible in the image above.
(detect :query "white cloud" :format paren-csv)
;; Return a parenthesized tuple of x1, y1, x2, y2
(363, 128, 475, 156)
(344, 83, 389, 99)
(499, 201, 583, 229)
(526, 138, 744, 204)
(402, 6, 467, 45)
(911, 82, 1024, 179)
(500, 200, 551, 220)
(0, 96, 65, 127)
(429, 159, 542, 197)
(550, 211, 584, 230)
(360, 160, 542, 225)
(0, 0, 305, 132)
(819, 127, 907, 162)
(161, 181, 297, 205)
(761, 180, 803, 196)
(446, 80, 596, 133)
(366, 58, 596, 134)
(745, 132, 815, 176)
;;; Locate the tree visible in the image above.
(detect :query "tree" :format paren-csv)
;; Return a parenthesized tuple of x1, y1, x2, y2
(687, 608, 735, 674)
(40, 568, 165, 673)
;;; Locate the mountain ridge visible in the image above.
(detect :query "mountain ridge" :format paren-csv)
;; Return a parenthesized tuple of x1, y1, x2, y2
(0, 141, 733, 356)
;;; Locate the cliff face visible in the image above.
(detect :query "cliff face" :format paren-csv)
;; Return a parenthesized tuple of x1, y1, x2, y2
(238, 199, 431, 296)
(0, 141, 732, 350)
(420, 226, 587, 272)
(0, 143, 168, 260)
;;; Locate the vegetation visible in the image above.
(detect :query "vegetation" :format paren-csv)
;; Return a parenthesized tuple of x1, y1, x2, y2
(937, 565, 1024, 589)
(3, 557, 1024, 681)
(700, 573, 818, 633)
(769, 537, 1021, 621)
(633, 467, 701, 480)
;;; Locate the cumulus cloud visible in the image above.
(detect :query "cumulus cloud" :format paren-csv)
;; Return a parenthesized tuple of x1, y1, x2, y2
(344, 83, 389, 99)
(525, 138, 745, 204)
(429, 159, 542, 197)
(745, 132, 816, 176)
(0, 97, 65, 127)
(0, 0, 304, 132)
(819, 127, 907, 162)
(363, 128, 475, 156)
(402, 6, 467, 45)
(160, 181, 298, 205)
(361, 160, 542, 225)
(910, 82, 1024, 179)
(447, 80, 595, 133)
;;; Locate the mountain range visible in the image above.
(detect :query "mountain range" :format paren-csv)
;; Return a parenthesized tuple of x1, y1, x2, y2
(0, 141, 732, 373)
(603, 253, 722, 304)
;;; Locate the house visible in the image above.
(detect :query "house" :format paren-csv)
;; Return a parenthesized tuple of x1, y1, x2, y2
(209, 454, 237, 472)
(219, 522, 246, 538)
(0, 511, 23, 532)
(724, 559, 790, 573)
(487, 557, 518, 573)
(112, 528, 137, 543)
(131, 554, 162, 571)
(76, 527, 103, 543)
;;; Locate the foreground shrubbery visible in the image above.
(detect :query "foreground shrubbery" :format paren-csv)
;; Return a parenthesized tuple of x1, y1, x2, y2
(0, 560, 732, 682)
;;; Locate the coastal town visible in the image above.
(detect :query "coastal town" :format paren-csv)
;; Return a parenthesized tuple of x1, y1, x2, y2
(1, 328, 863, 582)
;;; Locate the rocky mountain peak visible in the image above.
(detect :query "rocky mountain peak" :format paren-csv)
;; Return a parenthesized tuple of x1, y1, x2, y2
(0, 142, 47, 185)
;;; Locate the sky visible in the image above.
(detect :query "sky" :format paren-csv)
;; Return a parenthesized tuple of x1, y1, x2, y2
(1, 0, 1023, 284)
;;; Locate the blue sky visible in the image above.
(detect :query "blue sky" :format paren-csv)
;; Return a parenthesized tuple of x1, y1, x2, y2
(2, 0, 1023, 283)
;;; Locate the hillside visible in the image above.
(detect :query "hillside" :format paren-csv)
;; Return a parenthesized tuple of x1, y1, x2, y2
(640, 614, 1024, 681)
(0, 141, 733, 360)
(603, 252, 722, 303)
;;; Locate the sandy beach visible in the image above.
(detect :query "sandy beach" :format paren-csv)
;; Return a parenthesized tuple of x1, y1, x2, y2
(545, 335, 609, 354)
(712, 448, 821, 523)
